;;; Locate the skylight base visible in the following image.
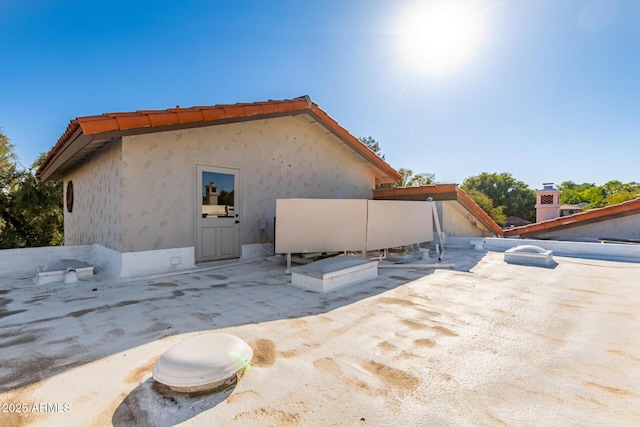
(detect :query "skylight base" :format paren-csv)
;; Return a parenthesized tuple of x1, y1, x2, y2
(504, 245, 555, 267)
(291, 255, 378, 293)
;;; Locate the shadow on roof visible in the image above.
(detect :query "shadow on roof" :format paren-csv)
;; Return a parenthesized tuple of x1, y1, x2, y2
(0, 249, 487, 393)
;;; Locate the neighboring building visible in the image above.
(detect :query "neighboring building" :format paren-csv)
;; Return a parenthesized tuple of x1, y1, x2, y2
(505, 216, 532, 228)
(36, 96, 401, 276)
(504, 197, 640, 242)
(535, 183, 561, 222)
(373, 184, 504, 243)
(560, 203, 586, 217)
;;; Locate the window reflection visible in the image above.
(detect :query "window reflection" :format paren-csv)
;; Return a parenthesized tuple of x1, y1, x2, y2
(202, 172, 234, 218)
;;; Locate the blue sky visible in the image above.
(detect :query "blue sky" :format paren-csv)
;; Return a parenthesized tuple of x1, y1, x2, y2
(202, 172, 234, 197)
(1, 0, 638, 189)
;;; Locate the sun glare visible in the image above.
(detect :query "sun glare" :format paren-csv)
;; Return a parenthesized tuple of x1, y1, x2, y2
(397, 0, 487, 76)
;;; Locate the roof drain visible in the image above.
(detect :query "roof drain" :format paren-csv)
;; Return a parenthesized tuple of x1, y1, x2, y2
(153, 333, 253, 393)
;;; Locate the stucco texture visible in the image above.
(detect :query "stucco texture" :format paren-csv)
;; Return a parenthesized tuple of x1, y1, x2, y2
(116, 115, 376, 253)
(531, 212, 640, 242)
(64, 140, 123, 251)
(440, 201, 494, 237)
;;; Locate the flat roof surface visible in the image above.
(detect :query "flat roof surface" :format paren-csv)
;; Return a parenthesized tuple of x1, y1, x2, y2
(1, 249, 639, 426)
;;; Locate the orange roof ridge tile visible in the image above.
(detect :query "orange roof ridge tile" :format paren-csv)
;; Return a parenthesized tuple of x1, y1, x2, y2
(36, 96, 401, 183)
(503, 197, 640, 237)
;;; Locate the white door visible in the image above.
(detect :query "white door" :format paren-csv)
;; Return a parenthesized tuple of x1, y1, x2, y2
(196, 165, 240, 262)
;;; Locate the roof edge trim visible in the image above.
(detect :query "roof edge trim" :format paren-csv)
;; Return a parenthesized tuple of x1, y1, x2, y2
(36, 96, 400, 183)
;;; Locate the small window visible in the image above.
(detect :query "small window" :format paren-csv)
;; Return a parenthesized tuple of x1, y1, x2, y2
(66, 181, 74, 213)
(201, 172, 235, 218)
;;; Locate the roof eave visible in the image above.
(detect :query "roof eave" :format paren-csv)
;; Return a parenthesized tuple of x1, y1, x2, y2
(37, 97, 400, 183)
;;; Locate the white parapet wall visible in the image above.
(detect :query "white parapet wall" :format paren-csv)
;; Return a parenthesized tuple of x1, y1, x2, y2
(485, 238, 640, 263)
(0, 244, 197, 280)
(0, 245, 94, 278)
(95, 245, 196, 278)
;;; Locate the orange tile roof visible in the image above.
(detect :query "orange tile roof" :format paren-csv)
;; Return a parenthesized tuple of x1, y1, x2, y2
(503, 197, 640, 237)
(373, 184, 504, 236)
(37, 96, 401, 182)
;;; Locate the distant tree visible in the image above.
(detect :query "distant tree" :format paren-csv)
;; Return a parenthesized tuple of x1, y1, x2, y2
(0, 130, 63, 248)
(464, 188, 507, 226)
(600, 180, 640, 207)
(462, 172, 535, 222)
(358, 136, 385, 160)
(558, 181, 600, 205)
(408, 172, 436, 186)
(559, 180, 640, 210)
(394, 168, 436, 187)
(0, 130, 20, 247)
(218, 190, 234, 208)
(397, 168, 414, 187)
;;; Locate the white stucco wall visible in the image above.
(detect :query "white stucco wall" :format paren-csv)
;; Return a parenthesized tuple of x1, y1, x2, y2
(529, 213, 640, 242)
(64, 140, 123, 251)
(119, 115, 377, 253)
(440, 201, 493, 237)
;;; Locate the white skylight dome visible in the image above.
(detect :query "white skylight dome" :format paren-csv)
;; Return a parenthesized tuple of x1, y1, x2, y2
(508, 245, 548, 254)
(153, 333, 253, 392)
(41, 259, 91, 272)
(505, 245, 555, 267)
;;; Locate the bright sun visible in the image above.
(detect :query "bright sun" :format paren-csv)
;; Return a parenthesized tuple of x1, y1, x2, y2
(397, 0, 487, 76)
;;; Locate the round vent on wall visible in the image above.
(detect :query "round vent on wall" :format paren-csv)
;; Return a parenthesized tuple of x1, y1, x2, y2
(66, 181, 74, 213)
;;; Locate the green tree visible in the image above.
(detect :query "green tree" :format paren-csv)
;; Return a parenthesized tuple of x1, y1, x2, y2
(394, 168, 436, 187)
(407, 172, 436, 186)
(0, 130, 20, 247)
(0, 131, 63, 248)
(558, 181, 600, 205)
(600, 180, 640, 207)
(397, 168, 414, 187)
(464, 188, 507, 226)
(359, 136, 385, 160)
(559, 180, 640, 210)
(461, 172, 535, 222)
